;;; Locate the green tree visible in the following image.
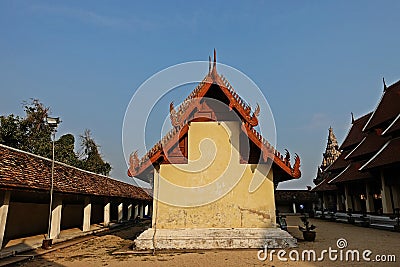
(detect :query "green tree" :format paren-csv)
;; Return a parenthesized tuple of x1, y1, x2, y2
(79, 129, 112, 176)
(55, 134, 80, 167)
(0, 99, 52, 157)
(1, 99, 112, 176)
(0, 114, 24, 148)
(19, 99, 52, 157)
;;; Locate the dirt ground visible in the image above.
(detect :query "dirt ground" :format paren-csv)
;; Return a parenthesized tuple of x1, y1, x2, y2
(16, 216, 400, 267)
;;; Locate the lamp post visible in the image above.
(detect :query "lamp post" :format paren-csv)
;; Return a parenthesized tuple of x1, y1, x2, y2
(42, 116, 60, 249)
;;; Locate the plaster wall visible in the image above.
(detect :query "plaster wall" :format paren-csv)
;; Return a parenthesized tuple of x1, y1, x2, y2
(152, 121, 276, 229)
(4, 202, 48, 239)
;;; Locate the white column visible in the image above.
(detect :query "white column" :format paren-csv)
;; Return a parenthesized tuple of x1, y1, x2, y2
(336, 192, 341, 211)
(118, 203, 123, 222)
(392, 185, 400, 210)
(152, 169, 158, 228)
(127, 204, 133, 220)
(134, 204, 139, 219)
(353, 195, 361, 212)
(365, 183, 375, 213)
(0, 191, 11, 248)
(148, 204, 153, 218)
(318, 197, 323, 210)
(322, 193, 329, 210)
(50, 196, 62, 239)
(139, 203, 144, 218)
(83, 197, 91, 232)
(344, 185, 352, 212)
(381, 171, 393, 214)
(104, 201, 110, 227)
(292, 203, 297, 214)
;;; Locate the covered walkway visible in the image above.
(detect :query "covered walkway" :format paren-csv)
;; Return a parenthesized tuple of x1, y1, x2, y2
(0, 144, 152, 250)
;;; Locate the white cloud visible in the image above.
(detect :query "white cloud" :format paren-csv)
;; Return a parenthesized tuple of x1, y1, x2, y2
(303, 113, 331, 131)
(30, 4, 156, 30)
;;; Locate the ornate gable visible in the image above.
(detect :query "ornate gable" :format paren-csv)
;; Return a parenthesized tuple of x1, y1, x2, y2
(128, 51, 301, 182)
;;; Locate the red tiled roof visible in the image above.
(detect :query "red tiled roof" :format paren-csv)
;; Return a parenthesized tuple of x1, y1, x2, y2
(328, 162, 373, 184)
(345, 130, 390, 160)
(382, 114, 400, 136)
(363, 80, 400, 131)
(0, 144, 151, 201)
(340, 113, 371, 150)
(324, 151, 349, 172)
(359, 137, 400, 170)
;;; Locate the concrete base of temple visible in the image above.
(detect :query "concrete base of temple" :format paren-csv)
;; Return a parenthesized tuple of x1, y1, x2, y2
(134, 228, 297, 250)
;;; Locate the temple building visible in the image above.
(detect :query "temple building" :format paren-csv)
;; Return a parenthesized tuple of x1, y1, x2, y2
(313, 79, 400, 215)
(128, 51, 301, 250)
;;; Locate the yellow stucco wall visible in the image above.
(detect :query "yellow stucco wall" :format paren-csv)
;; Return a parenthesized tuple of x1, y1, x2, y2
(151, 121, 276, 229)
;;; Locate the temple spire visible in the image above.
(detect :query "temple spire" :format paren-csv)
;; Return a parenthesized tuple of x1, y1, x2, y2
(322, 127, 341, 169)
(314, 126, 341, 184)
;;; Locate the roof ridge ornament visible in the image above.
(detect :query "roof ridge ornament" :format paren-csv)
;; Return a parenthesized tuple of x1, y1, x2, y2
(246, 103, 260, 127)
(213, 48, 217, 68)
(292, 153, 301, 177)
(383, 77, 387, 91)
(129, 150, 139, 172)
(351, 112, 355, 124)
(169, 101, 182, 127)
(210, 48, 217, 76)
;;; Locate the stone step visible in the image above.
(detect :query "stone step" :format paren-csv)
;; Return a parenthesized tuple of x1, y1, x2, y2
(134, 228, 297, 250)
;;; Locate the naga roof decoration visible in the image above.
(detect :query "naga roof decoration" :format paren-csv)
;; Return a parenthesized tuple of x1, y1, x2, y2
(128, 50, 301, 181)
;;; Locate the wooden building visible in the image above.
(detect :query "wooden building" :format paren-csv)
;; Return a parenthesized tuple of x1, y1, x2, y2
(313, 79, 400, 215)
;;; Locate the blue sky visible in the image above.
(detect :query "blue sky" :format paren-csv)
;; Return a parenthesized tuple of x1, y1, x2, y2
(1, 1, 399, 189)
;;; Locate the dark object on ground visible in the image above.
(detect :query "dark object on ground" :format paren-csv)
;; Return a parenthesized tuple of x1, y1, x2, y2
(298, 215, 316, 241)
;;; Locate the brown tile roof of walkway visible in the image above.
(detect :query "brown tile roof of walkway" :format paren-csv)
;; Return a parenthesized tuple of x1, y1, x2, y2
(275, 190, 319, 202)
(0, 144, 151, 201)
